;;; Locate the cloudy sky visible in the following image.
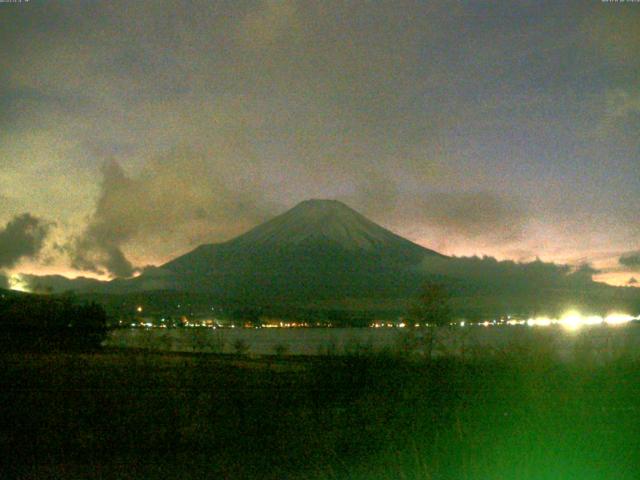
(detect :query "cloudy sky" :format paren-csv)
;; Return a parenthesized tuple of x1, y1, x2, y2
(1, 0, 638, 287)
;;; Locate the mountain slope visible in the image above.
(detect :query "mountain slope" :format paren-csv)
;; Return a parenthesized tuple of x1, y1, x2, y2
(227, 199, 436, 252)
(163, 199, 441, 276)
(156, 199, 443, 300)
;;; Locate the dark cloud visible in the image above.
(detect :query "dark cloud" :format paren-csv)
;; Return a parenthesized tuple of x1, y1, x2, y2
(70, 149, 272, 278)
(419, 255, 581, 290)
(415, 192, 527, 241)
(355, 190, 528, 249)
(584, 6, 640, 65)
(573, 263, 600, 275)
(346, 173, 528, 247)
(569, 263, 600, 283)
(19, 273, 108, 295)
(70, 160, 137, 277)
(619, 251, 640, 268)
(1, 1, 639, 281)
(0, 273, 8, 289)
(0, 213, 51, 269)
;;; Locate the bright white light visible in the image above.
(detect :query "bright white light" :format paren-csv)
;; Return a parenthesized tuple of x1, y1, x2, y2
(559, 311, 583, 331)
(583, 315, 604, 326)
(507, 319, 524, 326)
(460, 321, 465, 327)
(604, 313, 635, 326)
(511, 312, 636, 329)
(527, 317, 552, 327)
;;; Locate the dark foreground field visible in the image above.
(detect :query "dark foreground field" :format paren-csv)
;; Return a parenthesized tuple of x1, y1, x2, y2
(1, 349, 639, 479)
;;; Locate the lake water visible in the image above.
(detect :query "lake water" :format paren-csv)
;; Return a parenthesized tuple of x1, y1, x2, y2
(106, 323, 640, 362)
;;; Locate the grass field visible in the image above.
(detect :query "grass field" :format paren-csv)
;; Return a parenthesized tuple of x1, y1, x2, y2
(1, 348, 639, 479)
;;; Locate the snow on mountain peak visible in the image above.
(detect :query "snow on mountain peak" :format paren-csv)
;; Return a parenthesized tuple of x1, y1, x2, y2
(227, 199, 415, 251)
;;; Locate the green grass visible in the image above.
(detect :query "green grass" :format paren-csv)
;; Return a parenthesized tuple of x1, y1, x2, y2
(1, 350, 639, 479)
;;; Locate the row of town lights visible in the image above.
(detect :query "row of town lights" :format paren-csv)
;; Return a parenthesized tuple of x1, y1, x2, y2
(133, 305, 636, 330)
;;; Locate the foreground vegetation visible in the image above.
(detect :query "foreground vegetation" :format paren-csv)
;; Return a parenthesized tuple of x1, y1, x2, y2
(0, 290, 107, 351)
(1, 346, 639, 479)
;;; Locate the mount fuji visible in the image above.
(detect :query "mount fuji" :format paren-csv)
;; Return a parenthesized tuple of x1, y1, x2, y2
(134, 199, 444, 302)
(20, 199, 639, 317)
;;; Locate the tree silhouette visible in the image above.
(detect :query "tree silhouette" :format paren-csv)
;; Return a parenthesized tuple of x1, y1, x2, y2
(410, 282, 452, 328)
(407, 282, 452, 359)
(0, 293, 107, 351)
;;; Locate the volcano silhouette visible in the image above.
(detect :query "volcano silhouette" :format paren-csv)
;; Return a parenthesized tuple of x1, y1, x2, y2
(144, 199, 444, 302)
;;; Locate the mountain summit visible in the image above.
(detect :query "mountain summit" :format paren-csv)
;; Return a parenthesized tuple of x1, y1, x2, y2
(153, 199, 443, 300)
(226, 199, 437, 254)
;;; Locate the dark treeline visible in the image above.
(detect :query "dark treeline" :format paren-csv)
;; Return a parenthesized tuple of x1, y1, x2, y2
(0, 290, 107, 351)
